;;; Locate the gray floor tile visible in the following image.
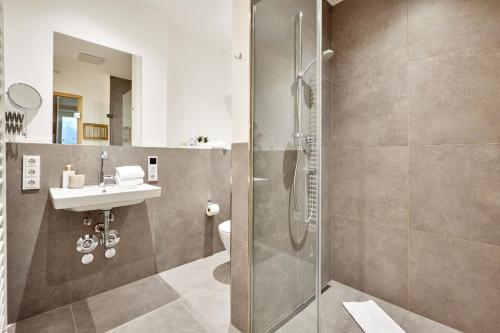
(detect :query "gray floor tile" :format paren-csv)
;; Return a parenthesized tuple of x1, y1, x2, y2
(108, 300, 210, 333)
(401, 311, 462, 333)
(159, 251, 229, 297)
(182, 289, 231, 333)
(280, 281, 461, 333)
(7, 305, 76, 333)
(71, 275, 179, 333)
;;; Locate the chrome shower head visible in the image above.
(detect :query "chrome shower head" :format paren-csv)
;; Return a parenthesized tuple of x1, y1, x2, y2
(322, 49, 334, 61)
(299, 49, 335, 78)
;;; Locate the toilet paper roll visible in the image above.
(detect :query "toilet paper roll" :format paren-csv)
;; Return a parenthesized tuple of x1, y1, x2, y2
(206, 202, 220, 216)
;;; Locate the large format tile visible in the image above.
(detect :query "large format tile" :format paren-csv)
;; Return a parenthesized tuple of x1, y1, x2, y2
(159, 251, 229, 297)
(408, 0, 500, 60)
(400, 311, 462, 333)
(7, 200, 72, 322)
(253, 150, 293, 240)
(409, 230, 500, 333)
(70, 205, 156, 302)
(209, 149, 232, 254)
(108, 301, 209, 333)
(320, 281, 408, 333)
(410, 144, 500, 246)
(71, 275, 178, 333)
(230, 261, 250, 333)
(182, 288, 231, 333)
(330, 147, 364, 220)
(153, 148, 211, 272)
(331, 62, 408, 147)
(230, 143, 250, 332)
(7, 305, 76, 333)
(332, 0, 407, 82)
(253, 233, 299, 333)
(331, 216, 408, 308)
(331, 146, 409, 229)
(409, 43, 500, 145)
(231, 143, 249, 243)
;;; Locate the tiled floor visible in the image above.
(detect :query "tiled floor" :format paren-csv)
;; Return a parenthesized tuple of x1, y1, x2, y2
(8, 251, 232, 333)
(8, 253, 462, 333)
(278, 281, 462, 333)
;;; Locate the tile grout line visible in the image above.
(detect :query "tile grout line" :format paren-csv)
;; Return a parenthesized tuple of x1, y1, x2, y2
(406, 0, 411, 312)
(331, 213, 500, 250)
(330, 142, 500, 150)
(69, 303, 79, 333)
(177, 300, 213, 333)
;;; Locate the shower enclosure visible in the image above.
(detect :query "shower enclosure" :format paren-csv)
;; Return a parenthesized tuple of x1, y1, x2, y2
(250, 0, 326, 331)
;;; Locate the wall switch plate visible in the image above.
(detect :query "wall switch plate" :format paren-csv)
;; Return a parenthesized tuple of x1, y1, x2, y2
(23, 155, 40, 190)
(148, 155, 158, 182)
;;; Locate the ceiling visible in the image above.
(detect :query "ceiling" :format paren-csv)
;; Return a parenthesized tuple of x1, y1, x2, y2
(54, 32, 133, 80)
(140, 0, 232, 51)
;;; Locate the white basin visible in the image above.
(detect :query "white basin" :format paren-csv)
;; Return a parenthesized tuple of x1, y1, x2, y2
(49, 184, 161, 212)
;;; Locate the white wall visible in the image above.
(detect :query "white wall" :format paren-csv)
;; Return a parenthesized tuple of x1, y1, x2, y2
(5, 0, 168, 146)
(166, 27, 232, 148)
(231, 0, 250, 143)
(53, 59, 111, 145)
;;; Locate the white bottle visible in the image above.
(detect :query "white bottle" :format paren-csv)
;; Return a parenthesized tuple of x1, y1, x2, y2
(62, 164, 75, 189)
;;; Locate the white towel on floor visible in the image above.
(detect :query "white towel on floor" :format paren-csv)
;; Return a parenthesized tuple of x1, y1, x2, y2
(115, 166, 145, 180)
(343, 300, 406, 333)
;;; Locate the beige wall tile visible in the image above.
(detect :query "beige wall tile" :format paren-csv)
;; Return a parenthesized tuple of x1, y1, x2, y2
(331, 62, 408, 147)
(410, 144, 500, 246)
(331, 146, 409, 229)
(6, 143, 230, 322)
(409, 44, 500, 145)
(331, 216, 409, 308)
(230, 143, 250, 332)
(332, 0, 407, 82)
(409, 230, 500, 333)
(408, 0, 500, 60)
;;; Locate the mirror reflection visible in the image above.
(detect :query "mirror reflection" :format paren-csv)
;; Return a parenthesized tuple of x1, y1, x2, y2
(53, 32, 136, 146)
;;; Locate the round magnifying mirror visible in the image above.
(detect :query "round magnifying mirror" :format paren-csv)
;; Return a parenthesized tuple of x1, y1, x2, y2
(7, 83, 42, 111)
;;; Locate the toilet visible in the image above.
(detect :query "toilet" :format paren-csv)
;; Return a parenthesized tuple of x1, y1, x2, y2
(218, 220, 231, 254)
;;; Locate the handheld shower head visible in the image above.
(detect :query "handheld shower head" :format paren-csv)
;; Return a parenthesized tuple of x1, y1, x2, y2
(299, 49, 335, 78)
(322, 49, 334, 61)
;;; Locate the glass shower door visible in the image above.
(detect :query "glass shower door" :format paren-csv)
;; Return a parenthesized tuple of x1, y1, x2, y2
(251, 0, 322, 331)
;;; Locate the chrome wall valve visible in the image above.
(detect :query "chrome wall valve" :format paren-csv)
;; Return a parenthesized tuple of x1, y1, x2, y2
(76, 234, 99, 254)
(94, 223, 105, 233)
(82, 214, 93, 226)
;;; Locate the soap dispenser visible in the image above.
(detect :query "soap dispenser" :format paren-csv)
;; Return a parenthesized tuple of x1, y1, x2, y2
(62, 164, 75, 189)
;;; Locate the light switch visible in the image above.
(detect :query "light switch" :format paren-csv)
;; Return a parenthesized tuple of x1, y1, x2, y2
(23, 155, 40, 190)
(148, 155, 158, 182)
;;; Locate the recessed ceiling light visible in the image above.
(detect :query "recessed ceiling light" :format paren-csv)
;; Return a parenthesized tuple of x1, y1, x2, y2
(77, 53, 105, 65)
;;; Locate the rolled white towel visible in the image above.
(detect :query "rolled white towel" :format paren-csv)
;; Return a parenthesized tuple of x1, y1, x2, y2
(115, 166, 145, 180)
(115, 177, 144, 187)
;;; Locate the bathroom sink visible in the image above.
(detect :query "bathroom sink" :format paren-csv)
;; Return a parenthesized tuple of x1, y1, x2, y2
(49, 184, 161, 212)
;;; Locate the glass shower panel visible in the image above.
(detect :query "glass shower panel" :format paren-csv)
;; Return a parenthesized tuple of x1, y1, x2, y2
(251, 0, 321, 332)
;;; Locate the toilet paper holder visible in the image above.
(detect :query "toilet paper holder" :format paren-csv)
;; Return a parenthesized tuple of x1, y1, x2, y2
(206, 200, 220, 217)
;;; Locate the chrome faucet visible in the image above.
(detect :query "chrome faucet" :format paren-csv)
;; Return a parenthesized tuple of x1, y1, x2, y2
(99, 151, 108, 185)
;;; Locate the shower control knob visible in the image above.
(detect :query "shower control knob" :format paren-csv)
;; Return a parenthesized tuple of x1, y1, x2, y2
(105, 248, 116, 259)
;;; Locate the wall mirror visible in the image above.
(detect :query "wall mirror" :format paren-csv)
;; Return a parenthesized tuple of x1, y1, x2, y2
(7, 83, 43, 111)
(53, 32, 139, 146)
